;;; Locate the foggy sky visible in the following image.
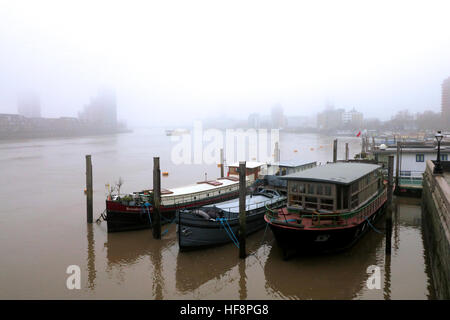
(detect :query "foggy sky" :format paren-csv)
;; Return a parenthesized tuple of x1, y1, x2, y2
(1, 0, 450, 127)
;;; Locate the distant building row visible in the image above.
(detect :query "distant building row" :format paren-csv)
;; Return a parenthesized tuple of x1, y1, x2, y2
(317, 107, 363, 131)
(15, 89, 117, 128)
(1, 89, 121, 139)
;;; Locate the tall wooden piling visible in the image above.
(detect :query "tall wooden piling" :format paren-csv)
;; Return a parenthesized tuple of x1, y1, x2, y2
(385, 155, 394, 255)
(274, 142, 280, 162)
(86, 155, 93, 224)
(387, 155, 394, 207)
(220, 148, 224, 178)
(345, 143, 349, 161)
(238, 161, 246, 259)
(153, 157, 161, 239)
(395, 143, 400, 188)
(333, 139, 337, 163)
(361, 135, 365, 155)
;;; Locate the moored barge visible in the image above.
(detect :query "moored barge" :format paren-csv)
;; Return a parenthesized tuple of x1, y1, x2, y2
(106, 162, 266, 232)
(177, 188, 286, 251)
(264, 162, 387, 258)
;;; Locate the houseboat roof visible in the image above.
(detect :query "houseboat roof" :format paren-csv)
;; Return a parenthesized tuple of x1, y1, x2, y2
(281, 162, 381, 185)
(269, 160, 316, 168)
(228, 161, 266, 169)
(373, 146, 448, 154)
(161, 178, 239, 197)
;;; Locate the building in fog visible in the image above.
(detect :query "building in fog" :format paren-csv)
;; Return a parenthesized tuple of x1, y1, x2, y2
(271, 104, 287, 128)
(317, 106, 363, 131)
(248, 113, 261, 129)
(342, 108, 363, 128)
(17, 92, 41, 118)
(285, 115, 316, 129)
(78, 89, 117, 127)
(442, 77, 450, 129)
(317, 106, 345, 130)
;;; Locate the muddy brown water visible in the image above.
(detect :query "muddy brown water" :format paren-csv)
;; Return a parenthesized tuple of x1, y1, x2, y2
(0, 128, 435, 299)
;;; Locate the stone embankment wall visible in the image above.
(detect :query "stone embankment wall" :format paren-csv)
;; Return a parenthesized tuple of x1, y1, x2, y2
(422, 160, 450, 299)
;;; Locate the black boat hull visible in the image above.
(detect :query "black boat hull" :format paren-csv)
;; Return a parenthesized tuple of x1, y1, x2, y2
(106, 209, 174, 233)
(178, 200, 286, 251)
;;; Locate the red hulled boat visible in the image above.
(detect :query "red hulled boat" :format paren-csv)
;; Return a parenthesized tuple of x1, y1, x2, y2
(105, 162, 266, 232)
(264, 162, 388, 258)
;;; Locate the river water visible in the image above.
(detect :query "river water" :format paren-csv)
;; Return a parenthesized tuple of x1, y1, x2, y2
(0, 128, 436, 299)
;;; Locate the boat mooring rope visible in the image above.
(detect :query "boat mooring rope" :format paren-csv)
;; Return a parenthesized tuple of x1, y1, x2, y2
(96, 209, 107, 223)
(364, 216, 384, 234)
(217, 218, 240, 248)
(142, 203, 152, 225)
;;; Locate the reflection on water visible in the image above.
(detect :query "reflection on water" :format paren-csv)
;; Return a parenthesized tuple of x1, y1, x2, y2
(0, 129, 436, 299)
(264, 217, 384, 299)
(87, 224, 96, 291)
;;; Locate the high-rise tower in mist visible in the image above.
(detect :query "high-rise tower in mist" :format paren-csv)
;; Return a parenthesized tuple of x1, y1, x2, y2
(78, 88, 117, 127)
(442, 77, 450, 129)
(17, 92, 41, 118)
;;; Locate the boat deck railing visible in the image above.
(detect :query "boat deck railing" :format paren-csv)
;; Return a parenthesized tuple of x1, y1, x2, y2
(211, 196, 286, 220)
(398, 171, 423, 187)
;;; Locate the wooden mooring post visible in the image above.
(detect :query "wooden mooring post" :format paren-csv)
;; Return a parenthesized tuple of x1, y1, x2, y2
(220, 148, 224, 178)
(153, 157, 161, 239)
(385, 155, 394, 255)
(239, 161, 246, 259)
(86, 155, 93, 224)
(345, 142, 349, 161)
(387, 155, 394, 207)
(395, 142, 400, 189)
(333, 139, 337, 162)
(274, 142, 280, 163)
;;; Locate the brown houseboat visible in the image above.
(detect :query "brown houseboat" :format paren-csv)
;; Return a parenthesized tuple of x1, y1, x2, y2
(264, 162, 387, 258)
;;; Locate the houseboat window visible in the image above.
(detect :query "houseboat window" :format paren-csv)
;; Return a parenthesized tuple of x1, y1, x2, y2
(307, 184, 315, 194)
(305, 197, 318, 209)
(351, 182, 359, 194)
(351, 194, 359, 208)
(441, 154, 448, 161)
(291, 183, 298, 193)
(416, 154, 425, 162)
(324, 185, 332, 196)
(299, 184, 305, 193)
(316, 184, 323, 195)
(320, 199, 333, 211)
(289, 195, 302, 205)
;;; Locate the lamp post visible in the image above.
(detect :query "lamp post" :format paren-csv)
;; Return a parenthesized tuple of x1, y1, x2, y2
(434, 131, 444, 174)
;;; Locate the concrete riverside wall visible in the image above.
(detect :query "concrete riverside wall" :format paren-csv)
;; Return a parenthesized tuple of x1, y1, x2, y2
(422, 160, 450, 299)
